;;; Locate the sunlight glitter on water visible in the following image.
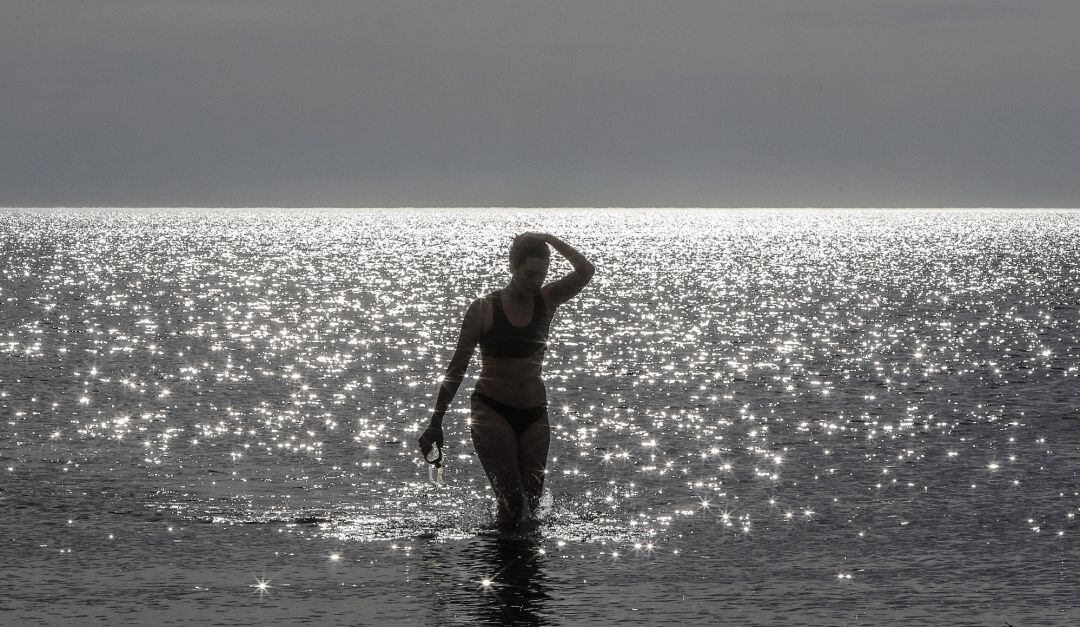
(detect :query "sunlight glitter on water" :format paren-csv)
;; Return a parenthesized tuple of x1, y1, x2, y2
(2, 208, 1079, 623)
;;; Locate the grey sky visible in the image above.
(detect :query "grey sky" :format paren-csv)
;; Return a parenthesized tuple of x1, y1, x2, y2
(2, 0, 1078, 207)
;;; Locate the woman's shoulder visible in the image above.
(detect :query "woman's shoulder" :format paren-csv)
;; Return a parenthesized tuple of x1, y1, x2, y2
(466, 293, 496, 322)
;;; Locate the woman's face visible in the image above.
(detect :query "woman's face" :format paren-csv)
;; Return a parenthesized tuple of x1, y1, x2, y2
(509, 256, 549, 294)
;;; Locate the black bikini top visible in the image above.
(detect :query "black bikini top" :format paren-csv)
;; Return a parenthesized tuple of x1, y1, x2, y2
(479, 290, 552, 359)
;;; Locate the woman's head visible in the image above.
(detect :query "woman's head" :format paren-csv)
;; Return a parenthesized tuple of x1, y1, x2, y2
(509, 233, 550, 267)
(508, 233, 550, 294)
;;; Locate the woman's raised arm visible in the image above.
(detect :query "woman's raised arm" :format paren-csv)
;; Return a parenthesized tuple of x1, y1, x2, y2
(540, 234, 595, 306)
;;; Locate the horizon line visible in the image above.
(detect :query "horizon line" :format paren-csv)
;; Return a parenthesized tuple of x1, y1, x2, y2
(3, 206, 1079, 211)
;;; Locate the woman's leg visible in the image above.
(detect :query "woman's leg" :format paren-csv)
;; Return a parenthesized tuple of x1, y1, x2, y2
(516, 412, 550, 515)
(470, 399, 526, 526)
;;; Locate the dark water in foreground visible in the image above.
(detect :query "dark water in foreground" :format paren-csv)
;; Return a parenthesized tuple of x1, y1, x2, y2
(2, 208, 1078, 624)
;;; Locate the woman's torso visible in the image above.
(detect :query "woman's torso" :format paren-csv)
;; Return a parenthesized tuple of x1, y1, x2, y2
(474, 289, 554, 407)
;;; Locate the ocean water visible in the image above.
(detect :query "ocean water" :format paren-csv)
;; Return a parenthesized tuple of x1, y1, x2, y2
(1, 207, 1078, 625)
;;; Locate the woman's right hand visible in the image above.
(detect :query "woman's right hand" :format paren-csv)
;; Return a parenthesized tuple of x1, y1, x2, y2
(417, 422, 444, 463)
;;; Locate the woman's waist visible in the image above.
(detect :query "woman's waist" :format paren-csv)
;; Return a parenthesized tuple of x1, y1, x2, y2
(471, 389, 548, 412)
(473, 377, 547, 408)
(478, 357, 544, 377)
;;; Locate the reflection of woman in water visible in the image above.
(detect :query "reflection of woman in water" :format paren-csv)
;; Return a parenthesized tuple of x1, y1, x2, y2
(418, 232, 594, 527)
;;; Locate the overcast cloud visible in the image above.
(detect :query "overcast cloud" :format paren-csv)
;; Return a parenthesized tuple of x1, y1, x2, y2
(2, 0, 1078, 207)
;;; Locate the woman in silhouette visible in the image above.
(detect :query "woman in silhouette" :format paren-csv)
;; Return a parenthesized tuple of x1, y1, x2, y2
(418, 232, 594, 527)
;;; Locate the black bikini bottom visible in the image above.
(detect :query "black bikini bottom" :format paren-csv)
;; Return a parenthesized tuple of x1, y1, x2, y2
(471, 391, 547, 436)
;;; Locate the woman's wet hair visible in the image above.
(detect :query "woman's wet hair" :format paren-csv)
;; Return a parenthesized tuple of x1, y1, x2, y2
(509, 233, 550, 268)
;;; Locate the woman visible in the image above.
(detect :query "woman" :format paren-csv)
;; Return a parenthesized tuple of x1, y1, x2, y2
(418, 232, 595, 527)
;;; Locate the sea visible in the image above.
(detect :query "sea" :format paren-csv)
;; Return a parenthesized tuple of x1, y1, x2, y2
(1, 208, 1078, 625)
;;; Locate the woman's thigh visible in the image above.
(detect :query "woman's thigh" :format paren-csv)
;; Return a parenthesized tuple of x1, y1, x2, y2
(469, 399, 523, 490)
(516, 413, 550, 487)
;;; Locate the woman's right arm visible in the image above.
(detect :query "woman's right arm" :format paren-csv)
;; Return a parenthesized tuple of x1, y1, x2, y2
(418, 298, 484, 457)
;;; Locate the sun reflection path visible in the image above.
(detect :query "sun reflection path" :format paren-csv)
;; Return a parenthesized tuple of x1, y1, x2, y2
(1, 209, 1079, 606)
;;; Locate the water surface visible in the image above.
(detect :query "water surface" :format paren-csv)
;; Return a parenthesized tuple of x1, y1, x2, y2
(2, 208, 1078, 624)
